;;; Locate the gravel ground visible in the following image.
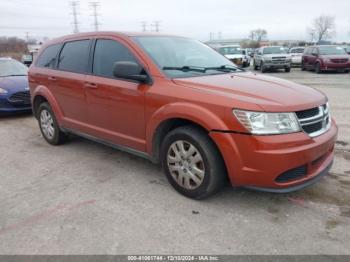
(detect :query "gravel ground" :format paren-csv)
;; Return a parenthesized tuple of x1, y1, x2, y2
(0, 68, 349, 255)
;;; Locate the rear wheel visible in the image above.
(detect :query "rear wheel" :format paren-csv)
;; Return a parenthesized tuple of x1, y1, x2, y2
(161, 126, 227, 199)
(37, 102, 67, 145)
(253, 60, 259, 70)
(315, 63, 322, 74)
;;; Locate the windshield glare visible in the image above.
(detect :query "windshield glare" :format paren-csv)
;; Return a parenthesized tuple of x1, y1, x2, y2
(319, 46, 347, 55)
(134, 36, 236, 78)
(218, 47, 243, 55)
(0, 60, 28, 77)
(263, 47, 288, 55)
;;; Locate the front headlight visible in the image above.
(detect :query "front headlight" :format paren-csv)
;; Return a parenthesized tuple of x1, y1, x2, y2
(233, 110, 300, 135)
(0, 87, 8, 94)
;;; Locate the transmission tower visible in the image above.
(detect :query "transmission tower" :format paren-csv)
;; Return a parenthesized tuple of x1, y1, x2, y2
(141, 21, 147, 32)
(90, 1, 101, 31)
(69, 1, 80, 34)
(151, 21, 161, 32)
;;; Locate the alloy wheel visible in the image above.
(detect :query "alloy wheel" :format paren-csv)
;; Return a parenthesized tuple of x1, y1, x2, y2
(40, 109, 55, 140)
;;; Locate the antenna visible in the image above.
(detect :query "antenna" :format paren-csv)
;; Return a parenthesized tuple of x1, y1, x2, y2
(69, 1, 80, 34)
(90, 1, 101, 31)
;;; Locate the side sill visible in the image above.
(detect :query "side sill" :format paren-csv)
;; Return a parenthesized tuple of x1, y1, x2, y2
(61, 127, 152, 162)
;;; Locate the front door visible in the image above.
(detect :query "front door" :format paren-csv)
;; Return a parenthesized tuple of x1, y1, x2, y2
(85, 38, 147, 152)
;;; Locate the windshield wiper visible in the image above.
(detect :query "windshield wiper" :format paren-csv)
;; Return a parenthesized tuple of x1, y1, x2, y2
(204, 65, 243, 72)
(1, 74, 27, 77)
(162, 66, 206, 73)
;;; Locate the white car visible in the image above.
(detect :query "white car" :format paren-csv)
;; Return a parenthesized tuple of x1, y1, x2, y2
(289, 47, 305, 66)
(218, 45, 250, 67)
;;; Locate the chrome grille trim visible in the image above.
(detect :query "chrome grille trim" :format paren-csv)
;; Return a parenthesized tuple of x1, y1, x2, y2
(296, 104, 331, 138)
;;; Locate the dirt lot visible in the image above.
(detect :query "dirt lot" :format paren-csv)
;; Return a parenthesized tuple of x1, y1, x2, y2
(0, 68, 349, 255)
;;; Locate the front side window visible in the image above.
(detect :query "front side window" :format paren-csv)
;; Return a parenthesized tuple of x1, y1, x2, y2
(134, 36, 238, 78)
(36, 44, 61, 68)
(0, 59, 28, 77)
(93, 39, 137, 78)
(58, 40, 90, 73)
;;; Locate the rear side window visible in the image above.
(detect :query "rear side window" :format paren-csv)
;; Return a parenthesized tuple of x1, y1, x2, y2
(93, 39, 137, 78)
(58, 40, 90, 74)
(36, 44, 61, 68)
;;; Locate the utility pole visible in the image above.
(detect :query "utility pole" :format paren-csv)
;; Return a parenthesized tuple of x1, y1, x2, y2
(69, 1, 80, 34)
(25, 32, 29, 43)
(141, 21, 147, 32)
(90, 1, 100, 31)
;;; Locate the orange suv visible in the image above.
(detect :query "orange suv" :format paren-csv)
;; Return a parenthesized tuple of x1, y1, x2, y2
(29, 32, 338, 199)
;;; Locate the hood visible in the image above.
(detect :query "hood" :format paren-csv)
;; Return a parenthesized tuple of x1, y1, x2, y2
(172, 72, 326, 112)
(0, 75, 29, 93)
(320, 54, 350, 59)
(263, 54, 291, 59)
(224, 54, 244, 59)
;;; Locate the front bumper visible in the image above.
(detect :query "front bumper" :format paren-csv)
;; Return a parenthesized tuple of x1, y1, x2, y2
(210, 121, 338, 192)
(264, 62, 291, 69)
(0, 97, 32, 113)
(322, 62, 350, 71)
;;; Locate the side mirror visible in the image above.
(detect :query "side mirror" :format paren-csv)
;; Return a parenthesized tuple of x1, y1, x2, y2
(113, 61, 149, 83)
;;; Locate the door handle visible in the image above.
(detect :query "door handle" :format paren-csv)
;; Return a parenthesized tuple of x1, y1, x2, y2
(84, 82, 98, 89)
(48, 76, 57, 81)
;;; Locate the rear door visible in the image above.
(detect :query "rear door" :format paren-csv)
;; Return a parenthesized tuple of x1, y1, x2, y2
(54, 39, 91, 129)
(84, 38, 148, 151)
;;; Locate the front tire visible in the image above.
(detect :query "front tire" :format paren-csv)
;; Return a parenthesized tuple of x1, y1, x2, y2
(260, 62, 267, 73)
(161, 126, 227, 199)
(37, 102, 67, 145)
(253, 60, 259, 70)
(285, 67, 291, 73)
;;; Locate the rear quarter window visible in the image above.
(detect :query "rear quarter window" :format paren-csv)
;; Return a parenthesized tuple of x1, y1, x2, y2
(35, 44, 62, 68)
(58, 40, 91, 74)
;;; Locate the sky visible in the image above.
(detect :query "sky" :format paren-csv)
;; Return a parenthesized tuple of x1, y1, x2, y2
(1, 0, 349, 42)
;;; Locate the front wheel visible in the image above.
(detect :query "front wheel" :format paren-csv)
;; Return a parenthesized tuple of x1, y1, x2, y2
(161, 126, 227, 199)
(253, 60, 259, 70)
(37, 102, 68, 145)
(315, 63, 322, 74)
(285, 67, 291, 73)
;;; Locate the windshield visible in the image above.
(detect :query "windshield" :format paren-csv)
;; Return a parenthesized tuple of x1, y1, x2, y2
(319, 46, 347, 55)
(290, 48, 304, 54)
(0, 59, 28, 77)
(218, 47, 243, 55)
(263, 47, 288, 55)
(133, 36, 238, 78)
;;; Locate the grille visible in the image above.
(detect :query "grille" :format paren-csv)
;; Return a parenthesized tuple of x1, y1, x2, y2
(8, 91, 31, 105)
(296, 104, 330, 137)
(275, 165, 307, 183)
(330, 58, 348, 64)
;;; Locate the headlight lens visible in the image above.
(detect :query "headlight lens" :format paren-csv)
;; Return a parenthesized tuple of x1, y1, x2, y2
(233, 110, 300, 135)
(0, 87, 8, 94)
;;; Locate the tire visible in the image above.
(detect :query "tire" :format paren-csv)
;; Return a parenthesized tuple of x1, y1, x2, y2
(253, 60, 258, 70)
(345, 70, 349, 73)
(37, 102, 68, 145)
(260, 62, 267, 73)
(315, 63, 321, 74)
(160, 126, 227, 200)
(285, 67, 291, 73)
(301, 62, 306, 71)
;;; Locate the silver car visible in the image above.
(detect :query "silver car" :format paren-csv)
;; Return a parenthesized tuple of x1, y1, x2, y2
(253, 46, 292, 73)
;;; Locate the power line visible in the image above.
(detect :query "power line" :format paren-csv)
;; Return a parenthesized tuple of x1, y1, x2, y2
(69, 1, 80, 34)
(90, 1, 100, 31)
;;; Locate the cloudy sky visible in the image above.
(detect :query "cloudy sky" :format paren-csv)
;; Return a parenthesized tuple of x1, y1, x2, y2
(1, 0, 349, 42)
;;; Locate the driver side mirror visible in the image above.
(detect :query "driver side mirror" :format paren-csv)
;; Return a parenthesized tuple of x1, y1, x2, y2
(113, 61, 149, 83)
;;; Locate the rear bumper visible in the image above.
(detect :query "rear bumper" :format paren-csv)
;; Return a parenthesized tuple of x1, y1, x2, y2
(210, 120, 338, 192)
